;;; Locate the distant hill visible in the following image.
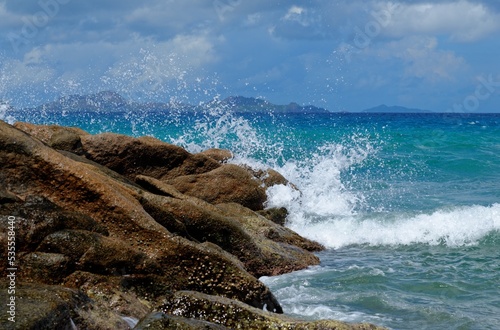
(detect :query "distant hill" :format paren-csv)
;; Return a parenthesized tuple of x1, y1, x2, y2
(362, 104, 433, 113)
(25, 92, 330, 114)
(221, 96, 329, 113)
(29, 91, 187, 113)
(35, 91, 130, 112)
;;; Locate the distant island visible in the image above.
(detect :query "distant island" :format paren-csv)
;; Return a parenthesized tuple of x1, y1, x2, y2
(222, 96, 330, 113)
(4, 92, 437, 115)
(23, 91, 330, 114)
(361, 104, 433, 113)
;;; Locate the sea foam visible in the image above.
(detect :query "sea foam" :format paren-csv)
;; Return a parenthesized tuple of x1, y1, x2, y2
(265, 136, 500, 249)
(269, 190, 500, 249)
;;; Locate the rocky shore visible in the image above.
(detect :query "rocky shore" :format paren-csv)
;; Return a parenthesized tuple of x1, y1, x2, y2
(0, 120, 384, 329)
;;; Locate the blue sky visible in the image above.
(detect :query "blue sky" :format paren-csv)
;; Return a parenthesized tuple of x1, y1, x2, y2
(1, 0, 500, 112)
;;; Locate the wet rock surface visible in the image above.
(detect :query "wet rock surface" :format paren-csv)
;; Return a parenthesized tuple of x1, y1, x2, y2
(197, 148, 233, 163)
(80, 132, 221, 180)
(165, 164, 268, 211)
(161, 291, 384, 330)
(0, 121, 385, 330)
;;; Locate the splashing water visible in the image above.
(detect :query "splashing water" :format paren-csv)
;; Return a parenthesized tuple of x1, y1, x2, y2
(267, 138, 377, 218)
(171, 98, 267, 159)
(267, 136, 500, 249)
(0, 101, 15, 124)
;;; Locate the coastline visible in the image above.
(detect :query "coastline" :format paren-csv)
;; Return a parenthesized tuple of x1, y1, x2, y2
(0, 120, 385, 329)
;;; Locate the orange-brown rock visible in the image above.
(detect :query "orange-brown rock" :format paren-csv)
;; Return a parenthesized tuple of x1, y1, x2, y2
(137, 183, 321, 277)
(0, 120, 281, 314)
(257, 207, 289, 226)
(166, 164, 267, 211)
(13, 121, 89, 153)
(198, 148, 233, 163)
(79, 132, 220, 180)
(216, 203, 324, 254)
(252, 167, 291, 188)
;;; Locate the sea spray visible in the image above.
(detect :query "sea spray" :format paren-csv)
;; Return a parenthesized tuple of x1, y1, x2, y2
(0, 101, 15, 124)
(264, 133, 382, 248)
(171, 100, 288, 166)
(173, 99, 265, 156)
(267, 143, 500, 249)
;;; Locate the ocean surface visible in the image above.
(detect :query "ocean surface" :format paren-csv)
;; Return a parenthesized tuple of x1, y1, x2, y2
(6, 106, 500, 330)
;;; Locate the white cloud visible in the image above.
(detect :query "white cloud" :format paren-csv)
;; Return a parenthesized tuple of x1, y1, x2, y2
(384, 0, 500, 42)
(372, 36, 467, 82)
(284, 6, 305, 21)
(244, 13, 262, 26)
(282, 5, 318, 28)
(271, 4, 326, 39)
(1, 0, 499, 111)
(124, 1, 215, 32)
(0, 1, 20, 28)
(0, 26, 220, 104)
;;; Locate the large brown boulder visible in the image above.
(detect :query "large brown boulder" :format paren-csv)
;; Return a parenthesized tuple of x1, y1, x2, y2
(198, 148, 233, 163)
(79, 132, 220, 180)
(0, 186, 21, 203)
(136, 175, 322, 276)
(13, 123, 290, 211)
(166, 164, 268, 211)
(135, 312, 229, 329)
(0, 282, 92, 330)
(257, 207, 289, 226)
(0, 281, 149, 329)
(216, 202, 324, 254)
(13, 122, 89, 154)
(251, 167, 291, 188)
(0, 120, 281, 313)
(0, 284, 385, 330)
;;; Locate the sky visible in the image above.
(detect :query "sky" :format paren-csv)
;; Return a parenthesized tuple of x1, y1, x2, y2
(1, 0, 500, 112)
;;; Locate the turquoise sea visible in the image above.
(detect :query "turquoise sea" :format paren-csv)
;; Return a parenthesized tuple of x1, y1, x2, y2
(7, 106, 500, 330)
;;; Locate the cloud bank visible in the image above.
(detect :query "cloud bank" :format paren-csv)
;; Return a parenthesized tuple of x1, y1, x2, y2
(0, 0, 499, 111)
